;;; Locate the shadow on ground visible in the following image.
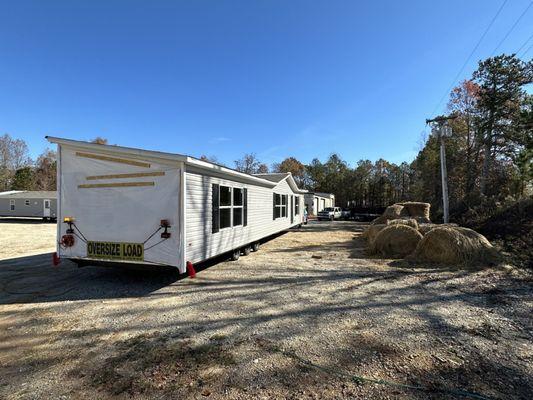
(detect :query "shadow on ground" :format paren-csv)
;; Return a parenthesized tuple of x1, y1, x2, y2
(0, 230, 291, 305)
(1, 221, 531, 399)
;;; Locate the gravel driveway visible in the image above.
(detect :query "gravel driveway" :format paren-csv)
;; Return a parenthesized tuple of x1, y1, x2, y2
(0, 221, 531, 399)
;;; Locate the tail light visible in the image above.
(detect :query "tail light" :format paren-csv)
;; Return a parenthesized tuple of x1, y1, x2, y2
(63, 216, 75, 234)
(61, 234, 75, 247)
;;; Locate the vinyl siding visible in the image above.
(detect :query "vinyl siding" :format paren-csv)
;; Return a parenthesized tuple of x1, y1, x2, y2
(0, 198, 57, 218)
(185, 170, 303, 264)
(304, 194, 333, 215)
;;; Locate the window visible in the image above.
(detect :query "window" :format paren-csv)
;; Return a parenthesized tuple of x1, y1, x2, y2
(212, 184, 247, 233)
(10, 200, 15, 211)
(274, 194, 281, 219)
(219, 186, 232, 229)
(233, 188, 243, 226)
(273, 193, 287, 219)
(294, 196, 299, 215)
(25, 200, 30, 206)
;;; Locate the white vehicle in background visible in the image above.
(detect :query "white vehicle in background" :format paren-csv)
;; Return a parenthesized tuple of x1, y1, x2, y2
(317, 207, 342, 221)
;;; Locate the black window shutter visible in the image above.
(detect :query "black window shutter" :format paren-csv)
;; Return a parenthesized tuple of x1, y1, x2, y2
(290, 195, 294, 223)
(243, 188, 248, 227)
(273, 193, 276, 220)
(212, 184, 220, 233)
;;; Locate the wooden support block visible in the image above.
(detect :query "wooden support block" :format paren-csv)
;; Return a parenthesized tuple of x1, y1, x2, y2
(76, 152, 151, 168)
(86, 171, 165, 180)
(78, 182, 155, 189)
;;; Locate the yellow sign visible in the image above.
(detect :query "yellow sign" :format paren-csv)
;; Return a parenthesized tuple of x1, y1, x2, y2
(87, 241, 144, 261)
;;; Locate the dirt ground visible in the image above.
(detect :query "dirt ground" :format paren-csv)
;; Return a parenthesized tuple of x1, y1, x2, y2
(0, 218, 56, 260)
(0, 220, 532, 400)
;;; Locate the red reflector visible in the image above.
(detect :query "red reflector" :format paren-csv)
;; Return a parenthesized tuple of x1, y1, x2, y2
(52, 252, 61, 266)
(186, 261, 196, 278)
(61, 234, 75, 247)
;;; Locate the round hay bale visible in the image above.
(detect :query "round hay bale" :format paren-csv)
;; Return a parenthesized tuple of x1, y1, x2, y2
(383, 204, 405, 219)
(411, 226, 500, 267)
(402, 202, 431, 223)
(364, 224, 388, 248)
(399, 205, 411, 217)
(371, 204, 405, 225)
(387, 218, 419, 230)
(371, 215, 389, 225)
(373, 225, 423, 258)
(418, 223, 458, 235)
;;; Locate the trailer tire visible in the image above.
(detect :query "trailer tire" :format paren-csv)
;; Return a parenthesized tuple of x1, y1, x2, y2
(230, 249, 240, 261)
(243, 246, 252, 256)
(252, 242, 260, 252)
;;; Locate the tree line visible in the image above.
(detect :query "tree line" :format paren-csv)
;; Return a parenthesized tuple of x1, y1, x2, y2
(230, 53, 532, 218)
(2, 54, 530, 221)
(0, 134, 57, 191)
(0, 136, 110, 192)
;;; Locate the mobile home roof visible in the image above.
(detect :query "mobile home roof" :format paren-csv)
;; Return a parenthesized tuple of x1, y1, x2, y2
(0, 190, 57, 199)
(46, 136, 306, 192)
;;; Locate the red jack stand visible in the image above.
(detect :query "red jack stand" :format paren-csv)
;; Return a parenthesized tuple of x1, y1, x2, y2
(186, 261, 196, 278)
(52, 252, 61, 266)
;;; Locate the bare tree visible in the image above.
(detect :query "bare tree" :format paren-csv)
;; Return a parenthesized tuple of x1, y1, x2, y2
(199, 155, 225, 166)
(34, 148, 57, 190)
(234, 153, 267, 174)
(257, 163, 269, 174)
(0, 134, 31, 190)
(91, 137, 108, 145)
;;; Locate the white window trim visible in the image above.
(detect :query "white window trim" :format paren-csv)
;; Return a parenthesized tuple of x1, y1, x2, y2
(219, 185, 245, 230)
(274, 193, 287, 219)
(232, 187, 244, 227)
(219, 186, 232, 231)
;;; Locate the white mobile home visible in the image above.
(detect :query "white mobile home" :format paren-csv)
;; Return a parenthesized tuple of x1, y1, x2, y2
(47, 137, 307, 273)
(0, 191, 57, 220)
(304, 192, 335, 215)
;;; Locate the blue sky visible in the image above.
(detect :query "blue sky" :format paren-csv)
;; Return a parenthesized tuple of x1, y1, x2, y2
(1, 1, 532, 167)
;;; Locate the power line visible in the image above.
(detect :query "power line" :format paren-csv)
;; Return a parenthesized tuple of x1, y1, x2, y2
(429, 0, 509, 118)
(491, 0, 533, 56)
(515, 31, 533, 55)
(522, 41, 533, 56)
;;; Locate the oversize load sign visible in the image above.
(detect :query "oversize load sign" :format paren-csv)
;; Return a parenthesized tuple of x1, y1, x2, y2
(87, 241, 144, 261)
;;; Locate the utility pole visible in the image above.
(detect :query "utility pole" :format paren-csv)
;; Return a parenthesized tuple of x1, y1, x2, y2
(426, 115, 456, 223)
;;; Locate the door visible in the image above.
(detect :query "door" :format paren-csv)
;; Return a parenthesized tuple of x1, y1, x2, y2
(43, 199, 51, 217)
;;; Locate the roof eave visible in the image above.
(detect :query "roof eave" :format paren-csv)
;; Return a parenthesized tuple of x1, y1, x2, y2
(46, 136, 277, 187)
(185, 157, 277, 187)
(46, 136, 189, 164)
